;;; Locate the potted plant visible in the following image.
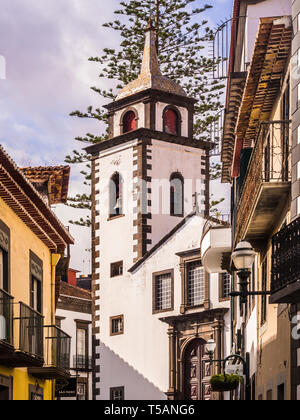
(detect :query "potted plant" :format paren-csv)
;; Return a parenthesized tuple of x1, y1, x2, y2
(210, 374, 243, 392)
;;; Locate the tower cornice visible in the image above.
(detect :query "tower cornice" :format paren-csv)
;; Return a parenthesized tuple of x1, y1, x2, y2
(84, 127, 213, 156)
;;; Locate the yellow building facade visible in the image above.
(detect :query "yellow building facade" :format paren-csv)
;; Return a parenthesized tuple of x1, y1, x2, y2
(0, 146, 73, 400)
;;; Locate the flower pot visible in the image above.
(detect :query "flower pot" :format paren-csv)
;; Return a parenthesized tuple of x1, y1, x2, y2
(210, 374, 242, 392)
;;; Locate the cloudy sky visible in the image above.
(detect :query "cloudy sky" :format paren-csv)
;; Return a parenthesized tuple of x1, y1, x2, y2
(0, 0, 233, 274)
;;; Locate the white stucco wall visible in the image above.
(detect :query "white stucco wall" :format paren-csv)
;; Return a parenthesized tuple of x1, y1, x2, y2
(98, 215, 231, 400)
(150, 139, 206, 247)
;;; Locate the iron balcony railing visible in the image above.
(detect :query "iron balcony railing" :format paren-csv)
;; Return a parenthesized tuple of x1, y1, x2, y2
(0, 289, 14, 347)
(212, 16, 247, 79)
(43, 325, 71, 372)
(236, 120, 291, 241)
(14, 302, 44, 360)
(271, 217, 300, 295)
(73, 355, 92, 371)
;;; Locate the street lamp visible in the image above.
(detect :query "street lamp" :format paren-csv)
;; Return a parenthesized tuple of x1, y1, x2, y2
(231, 241, 269, 304)
(230, 241, 270, 400)
(206, 339, 217, 363)
(232, 241, 256, 271)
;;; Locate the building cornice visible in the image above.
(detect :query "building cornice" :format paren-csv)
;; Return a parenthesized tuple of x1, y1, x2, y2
(85, 128, 212, 156)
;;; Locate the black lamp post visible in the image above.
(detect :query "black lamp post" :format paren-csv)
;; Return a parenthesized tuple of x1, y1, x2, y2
(229, 241, 270, 400)
(230, 241, 270, 304)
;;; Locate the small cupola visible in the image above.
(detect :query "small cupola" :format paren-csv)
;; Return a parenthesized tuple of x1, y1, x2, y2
(116, 19, 187, 101)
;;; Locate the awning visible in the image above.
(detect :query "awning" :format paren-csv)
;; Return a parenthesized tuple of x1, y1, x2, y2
(221, 16, 292, 183)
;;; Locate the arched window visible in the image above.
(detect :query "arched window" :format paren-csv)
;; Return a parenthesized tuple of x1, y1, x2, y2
(109, 173, 123, 218)
(163, 107, 181, 136)
(170, 173, 184, 217)
(122, 110, 136, 134)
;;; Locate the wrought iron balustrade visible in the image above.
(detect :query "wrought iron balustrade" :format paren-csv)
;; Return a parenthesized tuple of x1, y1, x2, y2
(14, 302, 44, 360)
(235, 120, 291, 242)
(212, 16, 247, 79)
(0, 289, 13, 347)
(43, 325, 71, 372)
(73, 355, 92, 371)
(271, 217, 300, 295)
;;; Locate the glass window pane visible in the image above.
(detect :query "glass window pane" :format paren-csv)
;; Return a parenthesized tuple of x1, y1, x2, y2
(77, 329, 86, 357)
(155, 273, 172, 311)
(188, 262, 205, 306)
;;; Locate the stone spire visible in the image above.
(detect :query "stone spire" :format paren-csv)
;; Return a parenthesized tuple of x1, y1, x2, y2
(140, 18, 162, 77)
(115, 19, 186, 101)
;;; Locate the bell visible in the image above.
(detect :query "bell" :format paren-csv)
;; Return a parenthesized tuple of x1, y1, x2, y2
(114, 198, 121, 210)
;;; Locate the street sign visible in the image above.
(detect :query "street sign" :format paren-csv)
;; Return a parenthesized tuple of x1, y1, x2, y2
(225, 364, 244, 376)
(56, 378, 77, 398)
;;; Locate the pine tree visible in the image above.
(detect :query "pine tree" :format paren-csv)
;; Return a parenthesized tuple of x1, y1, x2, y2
(65, 0, 225, 226)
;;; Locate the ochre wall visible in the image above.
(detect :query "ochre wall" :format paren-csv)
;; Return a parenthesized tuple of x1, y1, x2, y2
(0, 198, 54, 400)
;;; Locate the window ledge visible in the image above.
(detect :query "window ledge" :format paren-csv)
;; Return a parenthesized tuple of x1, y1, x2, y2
(107, 214, 125, 222)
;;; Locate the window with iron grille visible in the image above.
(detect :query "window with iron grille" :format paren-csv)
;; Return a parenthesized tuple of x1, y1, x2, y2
(153, 270, 173, 313)
(111, 261, 123, 278)
(187, 261, 205, 307)
(220, 273, 231, 300)
(110, 387, 124, 401)
(110, 315, 124, 336)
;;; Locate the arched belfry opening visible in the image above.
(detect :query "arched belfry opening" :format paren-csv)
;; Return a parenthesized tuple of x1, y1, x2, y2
(170, 172, 184, 217)
(109, 172, 123, 218)
(163, 107, 181, 136)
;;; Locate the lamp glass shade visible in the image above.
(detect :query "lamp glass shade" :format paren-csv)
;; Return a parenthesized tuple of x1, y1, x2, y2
(206, 339, 216, 354)
(232, 241, 256, 270)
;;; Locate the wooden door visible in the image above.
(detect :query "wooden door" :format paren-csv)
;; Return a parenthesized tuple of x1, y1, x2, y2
(184, 339, 212, 400)
(0, 385, 9, 401)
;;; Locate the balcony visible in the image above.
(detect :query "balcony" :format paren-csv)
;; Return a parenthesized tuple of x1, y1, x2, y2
(73, 355, 92, 371)
(0, 289, 14, 355)
(270, 217, 300, 304)
(201, 226, 232, 273)
(29, 326, 71, 380)
(235, 121, 291, 247)
(0, 302, 44, 367)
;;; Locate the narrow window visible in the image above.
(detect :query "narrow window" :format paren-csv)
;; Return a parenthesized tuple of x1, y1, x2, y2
(170, 173, 184, 217)
(153, 270, 174, 313)
(77, 328, 87, 367)
(110, 315, 124, 336)
(164, 108, 180, 135)
(109, 173, 123, 218)
(31, 276, 42, 313)
(123, 111, 136, 133)
(261, 258, 267, 326)
(0, 221, 9, 292)
(110, 387, 125, 400)
(219, 272, 231, 300)
(187, 261, 205, 307)
(30, 252, 43, 314)
(277, 383, 285, 401)
(111, 261, 123, 278)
